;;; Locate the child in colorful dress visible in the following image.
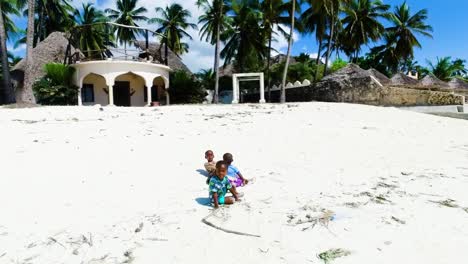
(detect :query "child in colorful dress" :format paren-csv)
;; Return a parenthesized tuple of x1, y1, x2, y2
(223, 153, 249, 187)
(209, 161, 240, 208)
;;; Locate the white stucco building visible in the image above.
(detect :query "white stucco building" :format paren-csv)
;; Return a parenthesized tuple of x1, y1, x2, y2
(72, 60, 170, 107)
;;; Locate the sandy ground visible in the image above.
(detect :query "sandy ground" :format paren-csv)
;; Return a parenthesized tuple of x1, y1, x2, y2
(0, 102, 467, 264)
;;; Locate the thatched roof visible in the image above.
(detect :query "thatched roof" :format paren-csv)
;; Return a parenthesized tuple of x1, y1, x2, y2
(134, 41, 191, 73)
(322, 63, 370, 81)
(366, 68, 391, 85)
(449, 78, 468, 89)
(11, 32, 78, 83)
(390, 73, 419, 86)
(419, 75, 449, 88)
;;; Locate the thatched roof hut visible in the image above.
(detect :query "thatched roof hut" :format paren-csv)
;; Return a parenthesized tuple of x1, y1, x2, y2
(419, 74, 449, 88)
(322, 63, 370, 80)
(134, 41, 191, 74)
(449, 78, 468, 89)
(390, 73, 419, 86)
(11, 32, 79, 88)
(366, 68, 391, 85)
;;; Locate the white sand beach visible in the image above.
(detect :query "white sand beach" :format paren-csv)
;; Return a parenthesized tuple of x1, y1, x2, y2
(0, 103, 467, 263)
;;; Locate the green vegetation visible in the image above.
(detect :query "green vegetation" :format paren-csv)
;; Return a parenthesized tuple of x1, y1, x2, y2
(33, 63, 78, 105)
(169, 70, 206, 104)
(318, 248, 351, 264)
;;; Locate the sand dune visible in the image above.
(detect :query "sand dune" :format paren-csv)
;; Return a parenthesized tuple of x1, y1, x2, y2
(0, 103, 467, 264)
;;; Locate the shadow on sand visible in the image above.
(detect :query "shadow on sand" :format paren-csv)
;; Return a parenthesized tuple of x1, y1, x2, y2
(195, 197, 212, 207)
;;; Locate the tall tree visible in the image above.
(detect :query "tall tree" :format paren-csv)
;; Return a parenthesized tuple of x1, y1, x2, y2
(74, 3, 113, 59)
(150, 3, 197, 65)
(280, 0, 296, 103)
(311, 0, 350, 76)
(261, 0, 290, 101)
(341, 0, 389, 62)
(105, 0, 148, 56)
(197, 0, 230, 103)
(300, 0, 328, 81)
(0, 0, 20, 103)
(18, 0, 36, 103)
(386, 2, 433, 62)
(221, 0, 267, 73)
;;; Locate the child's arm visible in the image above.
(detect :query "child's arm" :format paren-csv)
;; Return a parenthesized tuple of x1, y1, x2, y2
(237, 172, 249, 184)
(212, 192, 220, 208)
(229, 187, 240, 201)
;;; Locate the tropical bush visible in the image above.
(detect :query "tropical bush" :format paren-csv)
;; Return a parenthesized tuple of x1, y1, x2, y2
(330, 58, 348, 73)
(169, 70, 206, 104)
(33, 63, 79, 105)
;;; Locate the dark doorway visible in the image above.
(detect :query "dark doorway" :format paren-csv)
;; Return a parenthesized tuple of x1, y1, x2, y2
(113, 81, 131, 106)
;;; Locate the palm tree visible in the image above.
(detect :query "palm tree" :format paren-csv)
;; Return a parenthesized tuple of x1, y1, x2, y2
(261, 0, 290, 101)
(300, 1, 328, 81)
(280, 0, 296, 103)
(0, 0, 20, 103)
(341, 0, 390, 62)
(427, 57, 467, 82)
(196, 68, 215, 90)
(197, 0, 229, 103)
(150, 3, 197, 65)
(18, 0, 36, 103)
(14, 0, 74, 47)
(105, 0, 148, 56)
(311, 0, 350, 76)
(387, 2, 433, 62)
(74, 3, 113, 59)
(221, 0, 267, 72)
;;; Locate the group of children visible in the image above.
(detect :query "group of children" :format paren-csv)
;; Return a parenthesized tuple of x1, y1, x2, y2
(204, 150, 250, 208)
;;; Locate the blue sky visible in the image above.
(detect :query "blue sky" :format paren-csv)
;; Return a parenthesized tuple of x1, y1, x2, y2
(7, 0, 468, 72)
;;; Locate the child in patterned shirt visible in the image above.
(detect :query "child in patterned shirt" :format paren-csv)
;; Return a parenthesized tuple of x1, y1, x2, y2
(209, 161, 240, 208)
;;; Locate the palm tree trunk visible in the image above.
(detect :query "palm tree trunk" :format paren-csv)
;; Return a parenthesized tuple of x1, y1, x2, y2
(213, 21, 221, 104)
(280, 0, 295, 104)
(18, 0, 36, 103)
(0, 3, 13, 104)
(324, 15, 335, 76)
(314, 40, 322, 82)
(266, 33, 272, 102)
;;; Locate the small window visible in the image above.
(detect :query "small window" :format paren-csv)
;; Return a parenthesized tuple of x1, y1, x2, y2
(82, 84, 95, 103)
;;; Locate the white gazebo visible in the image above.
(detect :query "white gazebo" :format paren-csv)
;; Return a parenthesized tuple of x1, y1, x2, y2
(231, 73, 266, 104)
(72, 60, 170, 107)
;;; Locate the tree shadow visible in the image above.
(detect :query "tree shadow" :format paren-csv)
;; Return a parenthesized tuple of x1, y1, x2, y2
(195, 197, 212, 207)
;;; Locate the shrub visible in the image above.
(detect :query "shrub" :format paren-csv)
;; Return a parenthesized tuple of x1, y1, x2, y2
(33, 63, 78, 105)
(169, 70, 206, 104)
(330, 58, 348, 73)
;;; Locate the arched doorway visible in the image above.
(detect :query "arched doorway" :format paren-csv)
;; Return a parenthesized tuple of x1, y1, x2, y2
(81, 73, 107, 105)
(114, 72, 146, 106)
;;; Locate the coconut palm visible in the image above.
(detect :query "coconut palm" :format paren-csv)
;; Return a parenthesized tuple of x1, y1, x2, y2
(19, 0, 36, 103)
(14, 0, 74, 47)
(386, 2, 433, 62)
(221, 0, 267, 72)
(74, 3, 113, 59)
(261, 0, 290, 101)
(310, 0, 350, 76)
(0, 0, 21, 103)
(105, 0, 148, 56)
(150, 3, 197, 65)
(197, 0, 230, 103)
(300, 1, 328, 81)
(427, 57, 467, 82)
(280, 0, 296, 103)
(341, 0, 390, 62)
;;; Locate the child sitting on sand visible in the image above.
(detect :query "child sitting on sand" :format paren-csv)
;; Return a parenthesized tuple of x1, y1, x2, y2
(204, 150, 216, 184)
(209, 161, 240, 208)
(223, 153, 249, 187)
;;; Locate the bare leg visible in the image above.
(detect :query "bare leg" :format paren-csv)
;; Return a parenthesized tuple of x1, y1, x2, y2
(223, 197, 235, 205)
